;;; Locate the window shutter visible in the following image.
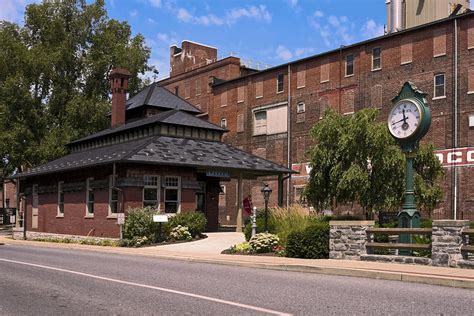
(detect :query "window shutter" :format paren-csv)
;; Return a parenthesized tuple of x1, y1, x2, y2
(320, 60, 329, 83)
(255, 79, 263, 98)
(297, 65, 306, 88)
(401, 37, 412, 64)
(433, 28, 446, 57)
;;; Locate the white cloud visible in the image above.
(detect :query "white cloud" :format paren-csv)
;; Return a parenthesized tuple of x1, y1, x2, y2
(147, 18, 157, 24)
(147, 0, 162, 8)
(173, 5, 271, 26)
(287, 0, 298, 8)
(308, 11, 353, 47)
(130, 10, 138, 18)
(295, 47, 315, 57)
(227, 5, 271, 24)
(0, 0, 39, 24)
(313, 10, 324, 18)
(276, 45, 292, 61)
(361, 19, 385, 39)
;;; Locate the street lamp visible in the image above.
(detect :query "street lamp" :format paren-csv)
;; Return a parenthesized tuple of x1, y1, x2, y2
(261, 184, 272, 232)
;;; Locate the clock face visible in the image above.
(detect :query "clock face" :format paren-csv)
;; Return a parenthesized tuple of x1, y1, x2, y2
(388, 100, 422, 139)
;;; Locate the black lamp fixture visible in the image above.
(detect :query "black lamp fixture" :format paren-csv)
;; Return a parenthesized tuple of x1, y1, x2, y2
(261, 184, 272, 232)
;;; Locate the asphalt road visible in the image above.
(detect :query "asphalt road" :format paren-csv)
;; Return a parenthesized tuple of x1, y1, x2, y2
(0, 244, 472, 315)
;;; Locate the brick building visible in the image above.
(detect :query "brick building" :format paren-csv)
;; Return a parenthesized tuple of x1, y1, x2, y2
(158, 12, 474, 222)
(13, 69, 290, 238)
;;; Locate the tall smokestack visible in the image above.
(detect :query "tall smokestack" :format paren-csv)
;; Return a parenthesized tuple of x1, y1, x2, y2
(390, 0, 403, 32)
(109, 68, 131, 127)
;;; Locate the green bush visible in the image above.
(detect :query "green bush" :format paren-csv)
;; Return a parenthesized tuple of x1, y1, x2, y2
(249, 233, 280, 253)
(167, 212, 207, 237)
(123, 207, 158, 241)
(119, 236, 151, 247)
(286, 222, 329, 259)
(244, 217, 275, 241)
(169, 225, 192, 241)
(228, 242, 251, 254)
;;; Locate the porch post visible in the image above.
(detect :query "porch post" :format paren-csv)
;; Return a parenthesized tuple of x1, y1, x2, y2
(236, 174, 243, 232)
(278, 174, 284, 207)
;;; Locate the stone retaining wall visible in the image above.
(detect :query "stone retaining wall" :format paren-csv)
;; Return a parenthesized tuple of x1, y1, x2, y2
(329, 220, 472, 269)
(329, 221, 374, 260)
(431, 220, 470, 268)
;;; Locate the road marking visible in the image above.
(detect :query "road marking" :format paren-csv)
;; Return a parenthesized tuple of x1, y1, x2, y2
(0, 258, 291, 316)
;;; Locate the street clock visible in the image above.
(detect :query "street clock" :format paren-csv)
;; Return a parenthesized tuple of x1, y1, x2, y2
(388, 82, 432, 255)
(388, 82, 431, 152)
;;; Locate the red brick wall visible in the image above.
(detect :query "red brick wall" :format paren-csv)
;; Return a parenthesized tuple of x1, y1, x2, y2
(155, 15, 474, 221)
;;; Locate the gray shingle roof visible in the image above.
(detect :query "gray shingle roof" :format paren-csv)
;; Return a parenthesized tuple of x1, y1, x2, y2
(69, 110, 226, 145)
(126, 83, 201, 114)
(17, 137, 154, 178)
(128, 136, 291, 175)
(16, 136, 292, 178)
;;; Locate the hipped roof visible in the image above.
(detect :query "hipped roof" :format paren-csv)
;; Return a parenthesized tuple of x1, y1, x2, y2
(16, 136, 292, 179)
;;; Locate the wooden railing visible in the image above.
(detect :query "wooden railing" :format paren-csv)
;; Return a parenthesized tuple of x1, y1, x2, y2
(366, 228, 432, 252)
(461, 228, 474, 254)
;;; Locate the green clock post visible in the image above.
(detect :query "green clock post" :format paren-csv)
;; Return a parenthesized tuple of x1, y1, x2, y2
(387, 82, 431, 255)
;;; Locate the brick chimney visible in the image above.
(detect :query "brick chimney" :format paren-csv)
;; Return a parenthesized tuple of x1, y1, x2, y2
(109, 68, 131, 127)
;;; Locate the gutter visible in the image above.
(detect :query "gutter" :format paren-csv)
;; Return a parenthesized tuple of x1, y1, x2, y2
(453, 17, 459, 220)
(287, 64, 291, 207)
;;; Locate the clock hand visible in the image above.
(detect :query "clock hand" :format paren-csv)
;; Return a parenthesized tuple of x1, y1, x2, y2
(391, 117, 406, 125)
(402, 109, 407, 122)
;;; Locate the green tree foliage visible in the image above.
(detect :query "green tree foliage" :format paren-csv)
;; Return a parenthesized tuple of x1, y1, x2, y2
(0, 0, 154, 179)
(304, 108, 443, 217)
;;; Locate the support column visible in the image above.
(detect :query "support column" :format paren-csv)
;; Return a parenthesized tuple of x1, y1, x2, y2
(235, 174, 243, 233)
(431, 220, 469, 267)
(278, 174, 283, 207)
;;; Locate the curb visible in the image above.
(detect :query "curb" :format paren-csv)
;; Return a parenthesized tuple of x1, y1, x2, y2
(2, 238, 473, 290)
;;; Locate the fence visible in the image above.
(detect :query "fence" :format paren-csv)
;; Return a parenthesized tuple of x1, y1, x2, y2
(329, 220, 473, 268)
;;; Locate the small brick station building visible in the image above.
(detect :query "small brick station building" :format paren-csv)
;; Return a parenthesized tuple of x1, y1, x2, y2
(13, 69, 291, 238)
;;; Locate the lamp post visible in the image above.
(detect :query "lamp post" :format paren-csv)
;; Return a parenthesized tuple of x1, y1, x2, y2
(261, 184, 272, 232)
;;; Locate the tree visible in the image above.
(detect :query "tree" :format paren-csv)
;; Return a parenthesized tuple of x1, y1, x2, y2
(0, 0, 154, 180)
(304, 108, 443, 218)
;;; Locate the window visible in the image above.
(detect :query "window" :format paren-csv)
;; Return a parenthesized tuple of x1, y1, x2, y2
(277, 74, 284, 93)
(164, 176, 180, 213)
(109, 175, 119, 215)
(220, 91, 227, 107)
(433, 28, 446, 57)
(86, 178, 94, 216)
(345, 54, 354, 76)
(195, 79, 201, 96)
(434, 74, 446, 99)
(174, 86, 179, 96)
(253, 105, 288, 136)
(372, 47, 381, 70)
(143, 175, 160, 209)
(254, 111, 267, 135)
(255, 79, 263, 98)
(296, 65, 306, 88)
(320, 60, 329, 83)
(237, 114, 244, 133)
(237, 86, 245, 103)
(57, 182, 64, 216)
(297, 102, 305, 113)
(220, 118, 227, 128)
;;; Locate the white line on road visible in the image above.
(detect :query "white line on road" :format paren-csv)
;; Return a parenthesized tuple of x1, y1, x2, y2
(0, 258, 291, 316)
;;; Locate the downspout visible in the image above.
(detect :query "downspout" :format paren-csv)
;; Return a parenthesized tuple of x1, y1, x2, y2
(453, 18, 459, 220)
(287, 64, 291, 207)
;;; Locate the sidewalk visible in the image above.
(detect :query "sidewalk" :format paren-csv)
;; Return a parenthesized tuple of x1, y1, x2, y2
(1, 233, 473, 289)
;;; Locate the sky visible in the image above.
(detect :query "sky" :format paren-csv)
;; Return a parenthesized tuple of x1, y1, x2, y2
(0, 0, 460, 80)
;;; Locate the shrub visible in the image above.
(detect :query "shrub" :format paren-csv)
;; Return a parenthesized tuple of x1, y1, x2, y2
(168, 212, 207, 237)
(286, 222, 329, 259)
(249, 233, 279, 253)
(123, 207, 158, 241)
(121, 236, 151, 247)
(244, 209, 277, 241)
(169, 225, 192, 241)
(228, 242, 251, 254)
(269, 206, 318, 245)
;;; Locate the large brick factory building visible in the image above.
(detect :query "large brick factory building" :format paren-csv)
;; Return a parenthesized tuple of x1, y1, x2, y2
(157, 6, 474, 223)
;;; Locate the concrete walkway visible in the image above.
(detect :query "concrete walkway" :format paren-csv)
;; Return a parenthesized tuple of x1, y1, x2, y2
(1, 234, 473, 289)
(158, 232, 244, 255)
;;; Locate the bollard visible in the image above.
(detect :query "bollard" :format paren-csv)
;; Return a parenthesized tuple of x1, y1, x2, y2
(251, 206, 257, 237)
